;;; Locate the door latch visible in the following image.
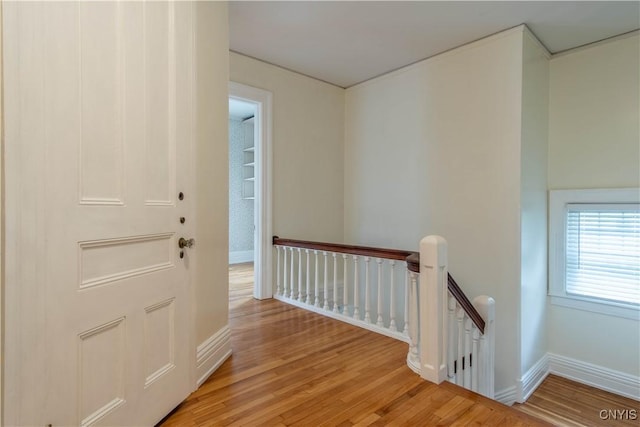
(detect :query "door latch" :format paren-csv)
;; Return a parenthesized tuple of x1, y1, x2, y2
(178, 237, 195, 249)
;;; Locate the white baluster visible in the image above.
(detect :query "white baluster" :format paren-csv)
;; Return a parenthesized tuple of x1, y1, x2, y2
(323, 251, 329, 310)
(471, 325, 480, 393)
(353, 255, 360, 319)
(297, 248, 303, 301)
(388, 260, 397, 332)
(314, 250, 320, 307)
(408, 271, 419, 364)
(376, 258, 384, 327)
(276, 246, 281, 296)
(342, 254, 348, 315)
(456, 307, 465, 386)
(333, 253, 339, 313)
(464, 317, 472, 389)
(283, 246, 289, 298)
(364, 256, 371, 323)
(289, 247, 295, 300)
(305, 249, 311, 305)
(403, 269, 409, 336)
(478, 334, 486, 395)
(447, 294, 457, 381)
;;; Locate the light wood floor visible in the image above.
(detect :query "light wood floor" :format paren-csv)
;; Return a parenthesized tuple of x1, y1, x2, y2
(228, 262, 255, 310)
(160, 264, 639, 426)
(515, 374, 640, 427)
(159, 263, 547, 426)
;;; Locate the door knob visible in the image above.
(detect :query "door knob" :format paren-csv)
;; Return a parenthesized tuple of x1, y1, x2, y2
(178, 237, 195, 249)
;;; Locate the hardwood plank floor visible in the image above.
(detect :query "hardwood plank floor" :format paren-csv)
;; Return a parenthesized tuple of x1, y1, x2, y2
(515, 374, 640, 427)
(229, 262, 254, 311)
(159, 263, 548, 426)
(161, 264, 637, 426)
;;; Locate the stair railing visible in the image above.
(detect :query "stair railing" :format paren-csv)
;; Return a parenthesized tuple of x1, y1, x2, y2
(272, 235, 495, 399)
(414, 236, 495, 398)
(272, 236, 415, 342)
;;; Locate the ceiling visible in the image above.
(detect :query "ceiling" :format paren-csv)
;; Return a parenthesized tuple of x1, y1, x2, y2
(229, 1, 640, 88)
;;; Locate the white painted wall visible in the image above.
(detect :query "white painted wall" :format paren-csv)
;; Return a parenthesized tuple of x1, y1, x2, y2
(519, 31, 549, 382)
(230, 23, 638, 398)
(547, 33, 640, 376)
(344, 28, 527, 392)
(194, 2, 230, 345)
(229, 52, 345, 243)
(548, 33, 639, 191)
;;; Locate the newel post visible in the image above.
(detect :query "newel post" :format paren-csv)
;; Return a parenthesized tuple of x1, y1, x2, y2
(473, 295, 496, 398)
(419, 235, 448, 384)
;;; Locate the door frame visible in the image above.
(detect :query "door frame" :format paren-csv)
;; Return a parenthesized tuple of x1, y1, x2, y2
(228, 82, 273, 300)
(0, 2, 4, 422)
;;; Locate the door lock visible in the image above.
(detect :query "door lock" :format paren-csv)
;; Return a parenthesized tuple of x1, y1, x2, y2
(178, 237, 195, 249)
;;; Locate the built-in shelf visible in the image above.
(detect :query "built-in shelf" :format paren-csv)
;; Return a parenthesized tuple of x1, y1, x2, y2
(241, 118, 255, 200)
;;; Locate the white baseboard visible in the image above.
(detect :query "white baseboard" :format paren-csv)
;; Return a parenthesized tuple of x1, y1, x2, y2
(517, 354, 550, 403)
(196, 325, 232, 387)
(229, 250, 254, 264)
(548, 353, 640, 401)
(273, 294, 410, 344)
(495, 386, 518, 406)
(502, 353, 639, 405)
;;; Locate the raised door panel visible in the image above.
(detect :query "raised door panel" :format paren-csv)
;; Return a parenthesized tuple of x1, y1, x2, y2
(144, 299, 176, 387)
(78, 318, 127, 427)
(145, 2, 176, 206)
(79, 233, 175, 290)
(79, 2, 124, 206)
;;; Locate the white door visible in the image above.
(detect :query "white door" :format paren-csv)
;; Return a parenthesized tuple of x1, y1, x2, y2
(3, 2, 195, 425)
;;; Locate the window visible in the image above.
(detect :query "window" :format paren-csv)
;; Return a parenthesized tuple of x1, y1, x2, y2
(549, 188, 640, 319)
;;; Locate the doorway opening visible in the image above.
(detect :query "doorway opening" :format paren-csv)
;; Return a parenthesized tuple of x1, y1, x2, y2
(228, 82, 273, 303)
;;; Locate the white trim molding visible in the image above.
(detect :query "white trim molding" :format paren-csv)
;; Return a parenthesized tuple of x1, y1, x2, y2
(517, 354, 550, 403)
(501, 353, 640, 405)
(196, 325, 232, 387)
(229, 82, 273, 301)
(495, 386, 518, 406)
(548, 188, 640, 320)
(548, 353, 640, 401)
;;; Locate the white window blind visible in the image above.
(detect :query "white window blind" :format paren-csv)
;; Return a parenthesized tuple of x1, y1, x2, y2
(566, 204, 640, 306)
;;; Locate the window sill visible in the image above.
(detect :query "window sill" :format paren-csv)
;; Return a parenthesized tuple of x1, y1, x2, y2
(549, 294, 640, 320)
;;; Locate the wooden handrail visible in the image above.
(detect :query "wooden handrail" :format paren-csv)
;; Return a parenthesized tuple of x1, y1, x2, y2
(272, 236, 485, 334)
(406, 253, 420, 273)
(448, 274, 485, 334)
(273, 236, 417, 262)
